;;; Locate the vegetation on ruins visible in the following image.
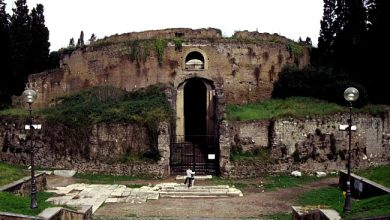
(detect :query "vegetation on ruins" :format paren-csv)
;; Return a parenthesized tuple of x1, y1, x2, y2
(39, 85, 173, 161)
(0, 85, 174, 161)
(226, 96, 387, 121)
(122, 38, 168, 66)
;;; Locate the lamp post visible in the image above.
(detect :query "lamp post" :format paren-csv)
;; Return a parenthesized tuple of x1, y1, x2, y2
(22, 88, 38, 209)
(343, 87, 359, 213)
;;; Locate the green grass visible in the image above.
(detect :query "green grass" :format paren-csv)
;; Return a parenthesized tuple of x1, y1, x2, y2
(0, 108, 29, 117)
(346, 194, 390, 219)
(74, 173, 153, 184)
(261, 212, 291, 220)
(0, 85, 173, 127)
(39, 85, 173, 127)
(0, 162, 28, 187)
(356, 165, 390, 188)
(0, 191, 55, 216)
(263, 174, 324, 191)
(296, 186, 390, 219)
(297, 187, 344, 212)
(226, 96, 387, 121)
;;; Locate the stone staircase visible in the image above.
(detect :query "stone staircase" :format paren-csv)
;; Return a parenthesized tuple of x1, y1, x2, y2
(156, 183, 243, 198)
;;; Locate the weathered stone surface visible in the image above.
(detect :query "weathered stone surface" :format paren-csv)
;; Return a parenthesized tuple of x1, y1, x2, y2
(0, 116, 169, 177)
(53, 170, 77, 177)
(223, 113, 390, 177)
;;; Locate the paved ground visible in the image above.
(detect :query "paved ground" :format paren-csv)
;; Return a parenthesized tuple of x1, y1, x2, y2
(45, 178, 243, 213)
(45, 175, 338, 219)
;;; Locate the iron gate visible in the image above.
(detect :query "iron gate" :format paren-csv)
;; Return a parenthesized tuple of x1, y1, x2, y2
(170, 135, 218, 175)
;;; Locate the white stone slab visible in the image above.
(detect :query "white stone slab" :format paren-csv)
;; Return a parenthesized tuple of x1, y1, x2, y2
(53, 170, 77, 177)
(146, 193, 159, 200)
(38, 207, 62, 218)
(105, 197, 126, 203)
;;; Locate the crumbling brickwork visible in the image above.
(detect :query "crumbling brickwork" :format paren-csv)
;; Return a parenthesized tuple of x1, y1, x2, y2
(25, 28, 310, 109)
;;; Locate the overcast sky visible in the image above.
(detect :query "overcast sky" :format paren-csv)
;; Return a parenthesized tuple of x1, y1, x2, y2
(6, 0, 324, 51)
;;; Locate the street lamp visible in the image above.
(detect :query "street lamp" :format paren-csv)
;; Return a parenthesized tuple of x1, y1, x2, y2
(343, 87, 359, 213)
(22, 88, 38, 209)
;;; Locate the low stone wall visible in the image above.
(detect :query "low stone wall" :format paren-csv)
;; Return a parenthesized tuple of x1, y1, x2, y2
(0, 173, 46, 196)
(292, 206, 341, 220)
(38, 206, 92, 220)
(222, 112, 390, 177)
(0, 116, 171, 177)
(0, 212, 41, 220)
(0, 205, 92, 220)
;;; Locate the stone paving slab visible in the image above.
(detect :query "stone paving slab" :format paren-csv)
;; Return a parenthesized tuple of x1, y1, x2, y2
(45, 182, 243, 213)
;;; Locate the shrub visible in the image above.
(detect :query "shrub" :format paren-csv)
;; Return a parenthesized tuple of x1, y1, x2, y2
(272, 65, 368, 107)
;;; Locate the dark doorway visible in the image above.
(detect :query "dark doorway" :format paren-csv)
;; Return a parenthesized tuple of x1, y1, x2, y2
(184, 78, 206, 143)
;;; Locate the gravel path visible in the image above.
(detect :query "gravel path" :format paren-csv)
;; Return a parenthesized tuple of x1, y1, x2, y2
(91, 177, 338, 218)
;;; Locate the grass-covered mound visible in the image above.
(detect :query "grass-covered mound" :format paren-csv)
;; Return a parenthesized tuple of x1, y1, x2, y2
(0, 85, 173, 126)
(227, 96, 387, 121)
(39, 85, 173, 127)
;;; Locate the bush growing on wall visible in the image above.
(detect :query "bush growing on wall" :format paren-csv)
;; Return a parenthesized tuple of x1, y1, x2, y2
(272, 65, 368, 107)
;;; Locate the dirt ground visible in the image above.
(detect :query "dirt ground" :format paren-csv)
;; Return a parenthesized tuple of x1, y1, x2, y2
(46, 175, 338, 219)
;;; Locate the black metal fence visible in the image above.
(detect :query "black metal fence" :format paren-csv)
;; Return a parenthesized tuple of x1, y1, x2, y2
(170, 135, 218, 175)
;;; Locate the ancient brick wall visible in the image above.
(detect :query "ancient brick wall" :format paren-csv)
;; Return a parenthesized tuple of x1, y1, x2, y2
(0, 116, 170, 177)
(222, 113, 390, 177)
(25, 28, 310, 109)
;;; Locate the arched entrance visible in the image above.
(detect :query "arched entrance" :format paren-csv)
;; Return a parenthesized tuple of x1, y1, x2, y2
(171, 77, 218, 175)
(184, 78, 207, 142)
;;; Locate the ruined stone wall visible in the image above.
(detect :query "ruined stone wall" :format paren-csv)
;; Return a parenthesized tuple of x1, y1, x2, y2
(228, 120, 270, 152)
(222, 113, 390, 177)
(26, 28, 310, 109)
(98, 28, 222, 44)
(0, 116, 170, 177)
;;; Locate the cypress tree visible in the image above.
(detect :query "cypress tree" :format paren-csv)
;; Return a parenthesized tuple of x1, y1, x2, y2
(363, 0, 390, 103)
(0, 0, 11, 108)
(29, 4, 50, 74)
(318, 0, 336, 66)
(10, 0, 31, 95)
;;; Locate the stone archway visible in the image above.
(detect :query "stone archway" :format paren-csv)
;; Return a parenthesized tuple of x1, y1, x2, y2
(176, 77, 215, 142)
(171, 77, 218, 175)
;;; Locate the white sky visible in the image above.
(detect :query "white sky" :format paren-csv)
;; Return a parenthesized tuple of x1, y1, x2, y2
(6, 0, 324, 51)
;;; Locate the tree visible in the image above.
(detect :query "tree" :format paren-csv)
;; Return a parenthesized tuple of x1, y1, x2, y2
(48, 51, 60, 69)
(318, 0, 336, 65)
(305, 37, 312, 46)
(362, 0, 390, 103)
(69, 37, 75, 47)
(76, 30, 84, 47)
(10, 0, 31, 95)
(88, 33, 96, 43)
(0, 0, 12, 108)
(332, 0, 367, 75)
(29, 4, 50, 74)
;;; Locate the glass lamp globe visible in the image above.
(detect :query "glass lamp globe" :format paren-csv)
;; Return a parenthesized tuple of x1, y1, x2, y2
(23, 89, 37, 104)
(344, 87, 359, 102)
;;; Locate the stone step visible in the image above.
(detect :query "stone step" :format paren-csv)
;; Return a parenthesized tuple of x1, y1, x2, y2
(158, 185, 243, 198)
